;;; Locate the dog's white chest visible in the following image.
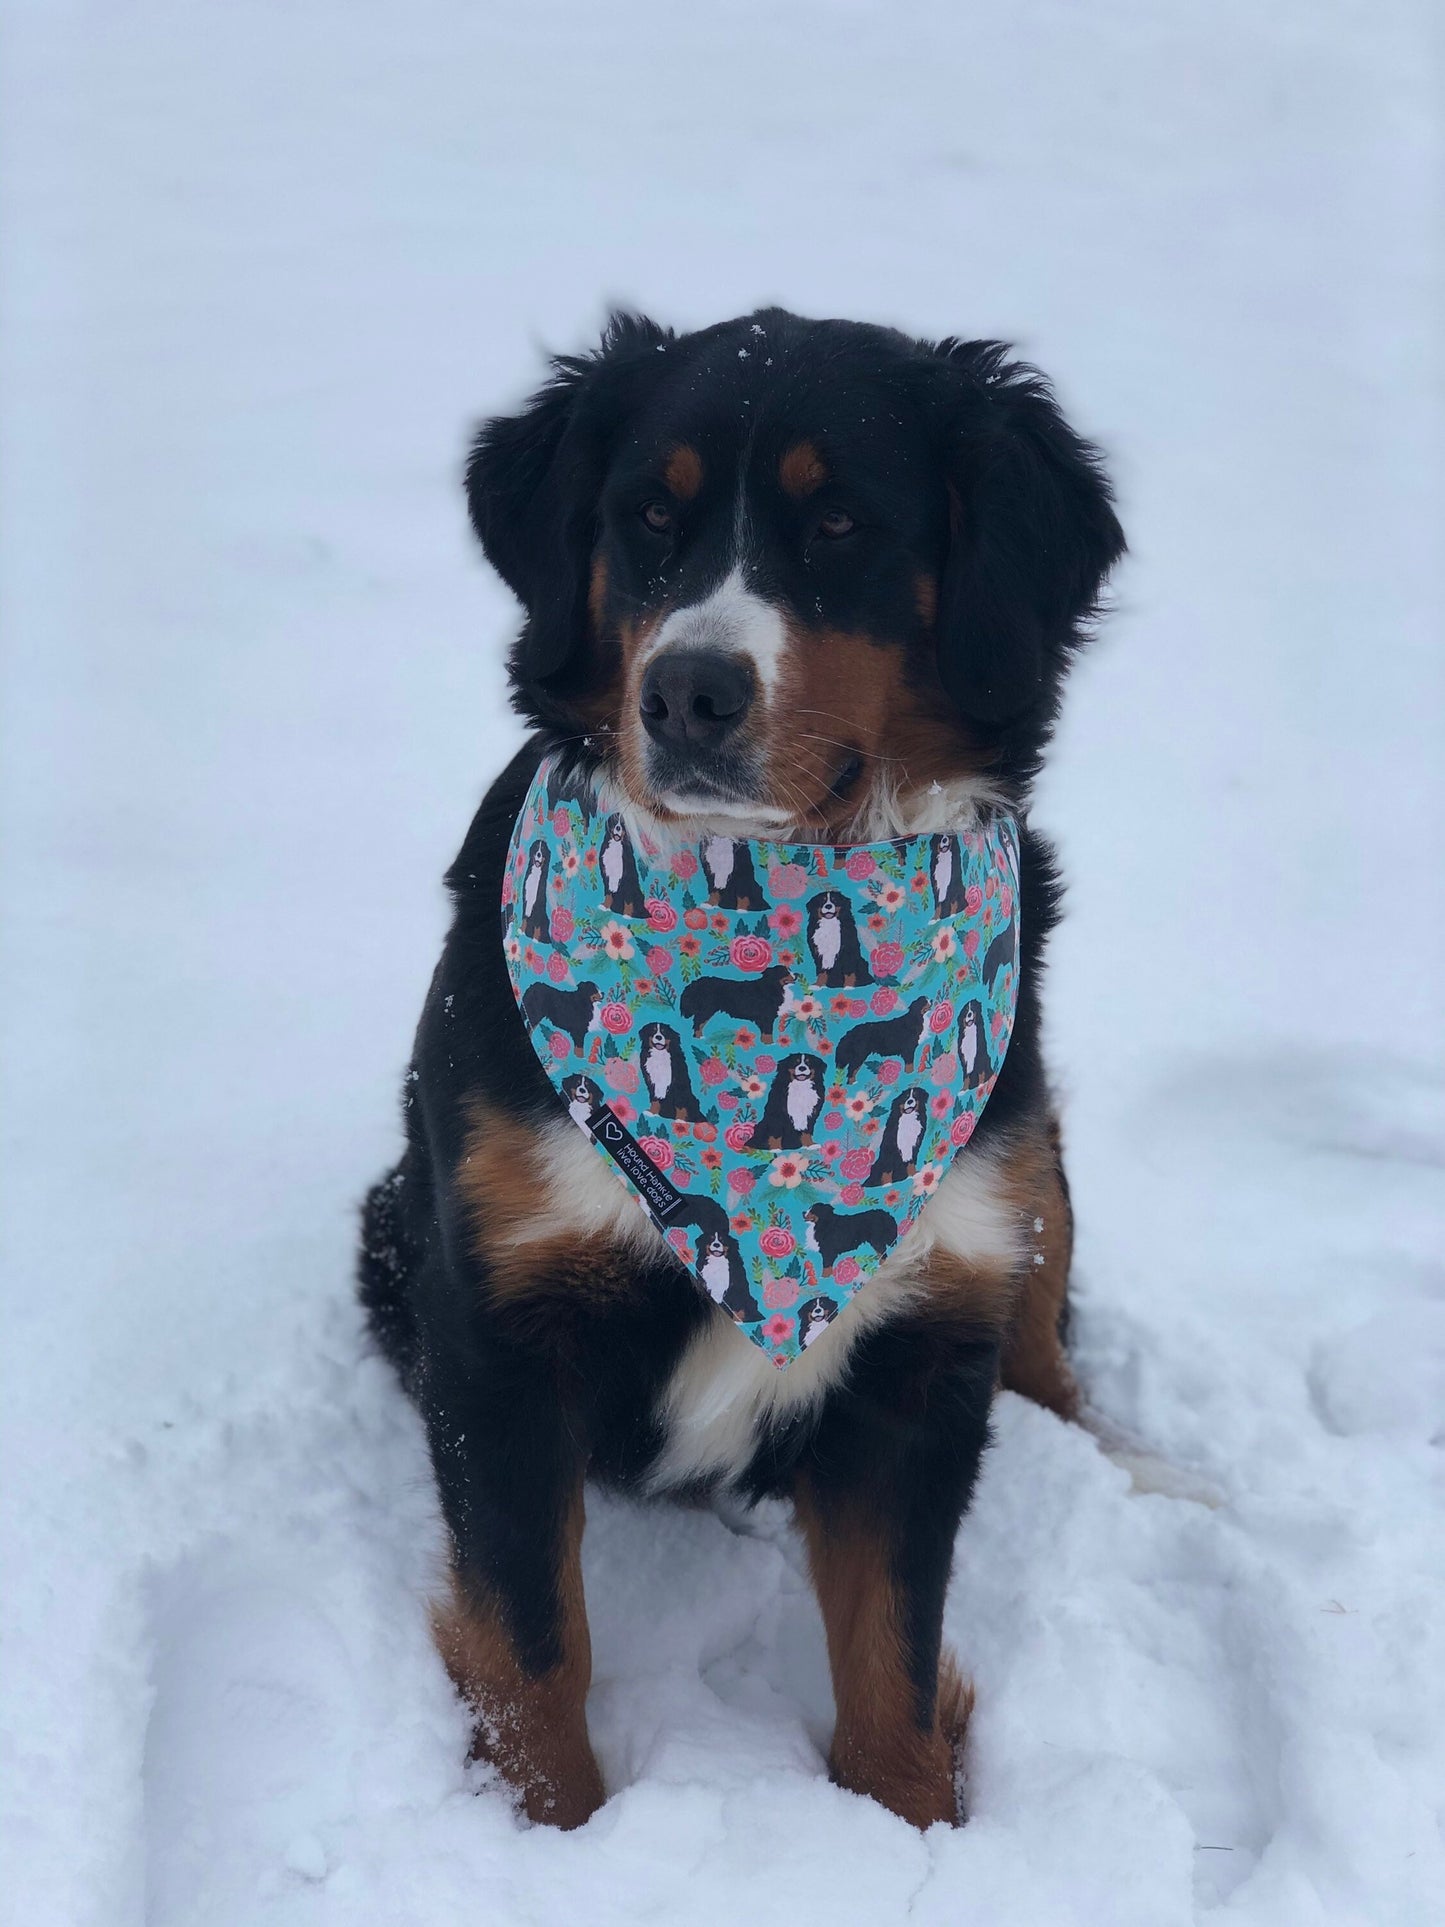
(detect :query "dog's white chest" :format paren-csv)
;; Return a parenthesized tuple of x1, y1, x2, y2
(645, 1043, 672, 1100)
(961, 1014, 979, 1075)
(787, 1079, 818, 1132)
(897, 1109, 923, 1165)
(700, 1251, 731, 1301)
(704, 836, 734, 888)
(814, 917, 841, 970)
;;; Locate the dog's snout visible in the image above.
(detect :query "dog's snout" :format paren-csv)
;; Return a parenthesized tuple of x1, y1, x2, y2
(639, 650, 753, 749)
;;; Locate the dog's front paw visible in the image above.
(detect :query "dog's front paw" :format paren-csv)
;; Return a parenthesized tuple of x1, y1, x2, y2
(469, 1709, 605, 1831)
(829, 1659, 974, 1830)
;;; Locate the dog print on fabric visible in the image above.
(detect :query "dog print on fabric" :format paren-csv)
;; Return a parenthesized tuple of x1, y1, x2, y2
(502, 757, 1021, 1365)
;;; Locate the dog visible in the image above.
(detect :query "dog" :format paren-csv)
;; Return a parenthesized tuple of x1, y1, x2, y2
(358, 307, 1123, 1831)
(518, 978, 601, 1054)
(678, 962, 797, 1041)
(832, 995, 931, 1082)
(803, 1200, 898, 1272)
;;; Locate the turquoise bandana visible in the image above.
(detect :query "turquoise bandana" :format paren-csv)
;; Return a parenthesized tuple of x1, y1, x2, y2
(503, 756, 1021, 1367)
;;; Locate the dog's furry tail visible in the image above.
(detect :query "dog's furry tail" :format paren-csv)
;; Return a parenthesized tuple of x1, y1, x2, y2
(357, 1159, 421, 1386)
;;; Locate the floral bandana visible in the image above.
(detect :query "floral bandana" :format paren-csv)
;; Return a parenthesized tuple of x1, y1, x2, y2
(502, 756, 1021, 1367)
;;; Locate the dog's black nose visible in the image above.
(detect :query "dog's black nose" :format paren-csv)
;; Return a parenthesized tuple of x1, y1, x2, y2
(639, 650, 753, 748)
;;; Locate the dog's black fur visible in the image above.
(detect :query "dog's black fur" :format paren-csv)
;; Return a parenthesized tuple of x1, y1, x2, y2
(358, 306, 1123, 1830)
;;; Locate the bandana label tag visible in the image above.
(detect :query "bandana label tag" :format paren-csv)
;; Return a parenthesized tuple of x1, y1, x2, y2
(584, 1102, 686, 1220)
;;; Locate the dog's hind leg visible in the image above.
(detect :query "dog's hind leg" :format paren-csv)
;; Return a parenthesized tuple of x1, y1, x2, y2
(997, 1115, 1079, 1421)
(357, 1158, 423, 1387)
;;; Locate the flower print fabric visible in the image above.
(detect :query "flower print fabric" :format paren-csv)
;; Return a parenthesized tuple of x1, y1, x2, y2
(502, 757, 1022, 1367)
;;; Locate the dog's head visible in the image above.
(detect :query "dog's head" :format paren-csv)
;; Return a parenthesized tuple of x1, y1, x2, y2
(467, 309, 1122, 833)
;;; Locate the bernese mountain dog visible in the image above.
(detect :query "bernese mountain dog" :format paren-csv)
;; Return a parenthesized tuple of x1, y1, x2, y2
(358, 308, 1124, 1830)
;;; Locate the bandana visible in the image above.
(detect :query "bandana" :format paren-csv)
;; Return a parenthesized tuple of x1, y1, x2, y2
(502, 756, 1021, 1366)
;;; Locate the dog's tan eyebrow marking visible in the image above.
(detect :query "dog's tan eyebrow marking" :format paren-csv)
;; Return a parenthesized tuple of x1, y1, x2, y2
(779, 440, 828, 498)
(663, 443, 704, 501)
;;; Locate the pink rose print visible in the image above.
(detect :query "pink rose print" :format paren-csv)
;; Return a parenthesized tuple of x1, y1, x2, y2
(546, 951, 569, 983)
(761, 1314, 796, 1344)
(549, 906, 574, 942)
(638, 1135, 674, 1170)
(964, 883, 983, 916)
(551, 809, 569, 836)
(869, 988, 899, 1016)
(723, 1121, 755, 1151)
(646, 898, 677, 932)
(839, 1147, 873, 1182)
(762, 1276, 799, 1309)
(767, 904, 802, 936)
(824, 1110, 844, 1131)
(730, 934, 773, 972)
(963, 929, 979, 959)
(759, 1226, 795, 1259)
(610, 1096, 636, 1123)
(930, 1051, 959, 1087)
(604, 1058, 640, 1092)
(832, 1256, 861, 1287)
(950, 1112, 975, 1147)
(547, 1032, 572, 1061)
(673, 849, 699, 878)
(877, 1058, 902, 1085)
(931, 1091, 951, 1117)
(838, 1182, 864, 1206)
(755, 1053, 777, 1075)
(647, 946, 674, 974)
(717, 1090, 739, 1111)
(870, 940, 905, 978)
(929, 1000, 955, 1033)
(600, 1001, 631, 1034)
(767, 862, 808, 898)
(501, 873, 515, 906)
(844, 851, 875, 880)
(700, 1057, 728, 1086)
(728, 1166, 755, 1194)
(666, 1227, 694, 1260)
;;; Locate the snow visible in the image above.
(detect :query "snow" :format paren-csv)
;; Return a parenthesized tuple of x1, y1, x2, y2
(2, 1, 1442, 1922)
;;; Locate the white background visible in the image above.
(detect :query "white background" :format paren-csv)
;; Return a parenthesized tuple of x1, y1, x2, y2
(3, 3, 1442, 1922)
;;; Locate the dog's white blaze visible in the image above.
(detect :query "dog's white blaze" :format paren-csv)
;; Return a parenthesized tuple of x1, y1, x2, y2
(641, 566, 788, 696)
(647, 1143, 1022, 1492)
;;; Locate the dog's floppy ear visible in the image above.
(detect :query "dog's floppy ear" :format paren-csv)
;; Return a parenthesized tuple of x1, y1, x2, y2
(924, 339, 1124, 726)
(465, 312, 670, 685)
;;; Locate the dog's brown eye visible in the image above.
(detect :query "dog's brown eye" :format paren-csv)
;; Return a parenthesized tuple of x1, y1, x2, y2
(817, 508, 855, 539)
(641, 501, 673, 533)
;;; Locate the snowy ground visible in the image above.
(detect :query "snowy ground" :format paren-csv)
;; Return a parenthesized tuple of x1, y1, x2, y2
(3, 2, 1443, 1923)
